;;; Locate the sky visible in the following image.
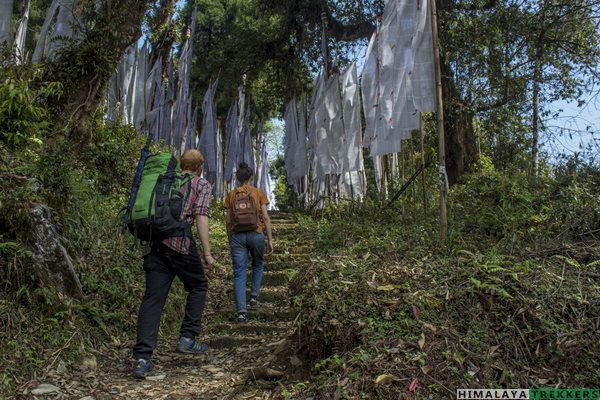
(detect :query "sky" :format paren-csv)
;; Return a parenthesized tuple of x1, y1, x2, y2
(544, 97, 599, 159)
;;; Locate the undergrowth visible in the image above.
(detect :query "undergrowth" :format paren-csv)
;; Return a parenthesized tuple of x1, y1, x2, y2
(283, 160, 600, 399)
(0, 113, 230, 398)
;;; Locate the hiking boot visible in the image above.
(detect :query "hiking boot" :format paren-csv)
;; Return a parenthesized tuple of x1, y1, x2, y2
(249, 296, 258, 309)
(132, 358, 154, 379)
(237, 312, 249, 323)
(177, 337, 209, 354)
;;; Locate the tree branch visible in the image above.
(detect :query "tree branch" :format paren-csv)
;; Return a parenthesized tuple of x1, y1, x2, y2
(325, 13, 375, 41)
(316, 0, 375, 41)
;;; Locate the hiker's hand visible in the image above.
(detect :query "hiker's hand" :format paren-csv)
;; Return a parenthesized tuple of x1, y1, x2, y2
(203, 254, 215, 267)
(266, 241, 274, 256)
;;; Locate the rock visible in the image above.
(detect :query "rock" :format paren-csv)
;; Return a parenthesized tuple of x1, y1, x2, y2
(31, 384, 60, 395)
(290, 355, 303, 367)
(79, 397, 95, 400)
(56, 360, 68, 374)
(273, 339, 289, 356)
(145, 373, 166, 381)
(29, 205, 84, 300)
(202, 366, 223, 374)
(267, 338, 287, 347)
(81, 355, 97, 370)
(264, 355, 276, 363)
(245, 367, 284, 380)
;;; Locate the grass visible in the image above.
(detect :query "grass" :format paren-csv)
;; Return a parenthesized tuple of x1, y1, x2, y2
(282, 167, 600, 399)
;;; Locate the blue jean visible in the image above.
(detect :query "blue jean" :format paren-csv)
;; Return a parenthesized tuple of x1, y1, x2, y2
(230, 231, 265, 313)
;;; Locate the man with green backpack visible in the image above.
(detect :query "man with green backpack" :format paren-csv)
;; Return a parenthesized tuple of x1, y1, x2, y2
(127, 149, 214, 378)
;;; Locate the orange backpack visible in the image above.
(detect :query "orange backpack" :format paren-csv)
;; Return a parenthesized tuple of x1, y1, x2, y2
(229, 187, 259, 233)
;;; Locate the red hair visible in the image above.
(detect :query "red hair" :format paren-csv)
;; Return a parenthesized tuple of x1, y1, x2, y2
(180, 149, 204, 171)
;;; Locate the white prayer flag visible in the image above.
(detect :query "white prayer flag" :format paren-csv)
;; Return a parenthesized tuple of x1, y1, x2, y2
(224, 101, 239, 182)
(32, 0, 59, 63)
(361, 0, 435, 157)
(341, 62, 364, 173)
(0, 0, 14, 45)
(15, 0, 30, 64)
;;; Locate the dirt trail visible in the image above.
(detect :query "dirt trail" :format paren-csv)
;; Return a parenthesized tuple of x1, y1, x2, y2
(21, 213, 309, 400)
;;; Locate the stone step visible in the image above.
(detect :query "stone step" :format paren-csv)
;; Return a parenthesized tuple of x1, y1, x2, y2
(272, 224, 297, 229)
(259, 271, 293, 286)
(273, 231, 310, 239)
(270, 214, 295, 219)
(212, 322, 290, 335)
(269, 213, 293, 220)
(272, 244, 313, 253)
(268, 253, 309, 262)
(271, 223, 300, 232)
(274, 236, 311, 244)
(252, 288, 289, 304)
(209, 335, 263, 349)
(214, 308, 297, 322)
(265, 260, 310, 271)
(219, 286, 290, 307)
(273, 237, 313, 245)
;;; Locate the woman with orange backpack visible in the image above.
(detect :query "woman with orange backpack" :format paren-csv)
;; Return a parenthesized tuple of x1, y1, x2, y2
(224, 162, 273, 323)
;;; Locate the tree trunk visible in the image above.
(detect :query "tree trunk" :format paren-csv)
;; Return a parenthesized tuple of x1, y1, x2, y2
(148, 0, 179, 78)
(29, 205, 84, 301)
(531, 45, 542, 177)
(436, 0, 479, 186)
(44, 0, 151, 148)
(440, 59, 478, 186)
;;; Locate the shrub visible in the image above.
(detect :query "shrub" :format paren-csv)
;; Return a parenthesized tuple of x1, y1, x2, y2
(0, 64, 61, 151)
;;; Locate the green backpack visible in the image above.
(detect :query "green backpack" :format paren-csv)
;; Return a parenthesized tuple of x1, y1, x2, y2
(126, 152, 193, 242)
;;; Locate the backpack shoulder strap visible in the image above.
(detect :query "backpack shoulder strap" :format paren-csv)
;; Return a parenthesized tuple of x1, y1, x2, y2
(234, 186, 249, 196)
(166, 153, 178, 173)
(180, 173, 194, 185)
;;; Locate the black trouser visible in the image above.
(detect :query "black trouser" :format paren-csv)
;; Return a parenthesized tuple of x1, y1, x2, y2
(133, 242, 208, 360)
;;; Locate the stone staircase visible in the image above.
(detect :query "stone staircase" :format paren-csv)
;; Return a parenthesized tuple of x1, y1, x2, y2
(41, 212, 314, 399)
(207, 212, 310, 353)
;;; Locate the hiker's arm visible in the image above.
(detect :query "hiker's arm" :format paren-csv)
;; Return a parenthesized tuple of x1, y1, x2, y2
(195, 215, 214, 267)
(262, 204, 274, 255)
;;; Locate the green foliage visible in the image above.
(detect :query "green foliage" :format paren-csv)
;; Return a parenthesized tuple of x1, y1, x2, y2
(0, 151, 40, 237)
(189, 0, 312, 119)
(0, 64, 61, 150)
(273, 174, 296, 211)
(0, 112, 235, 399)
(81, 122, 144, 195)
(0, 145, 200, 399)
(441, 0, 599, 170)
(0, 239, 33, 294)
(35, 140, 78, 215)
(450, 160, 600, 250)
(269, 154, 296, 211)
(286, 164, 600, 398)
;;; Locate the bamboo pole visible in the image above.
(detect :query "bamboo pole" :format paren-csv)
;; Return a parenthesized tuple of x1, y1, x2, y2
(419, 113, 428, 211)
(430, 0, 448, 243)
(385, 158, 432, 209)
(400, 147, 405, 215)
(410, 132, 417, 222)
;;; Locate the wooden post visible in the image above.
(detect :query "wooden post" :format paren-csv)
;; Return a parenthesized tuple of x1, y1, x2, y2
(419, 113, 428, 211)
(430, 0, 448, 243)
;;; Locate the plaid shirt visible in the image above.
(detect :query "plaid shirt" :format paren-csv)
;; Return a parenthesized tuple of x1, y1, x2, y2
(161, 175, 212, 254)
